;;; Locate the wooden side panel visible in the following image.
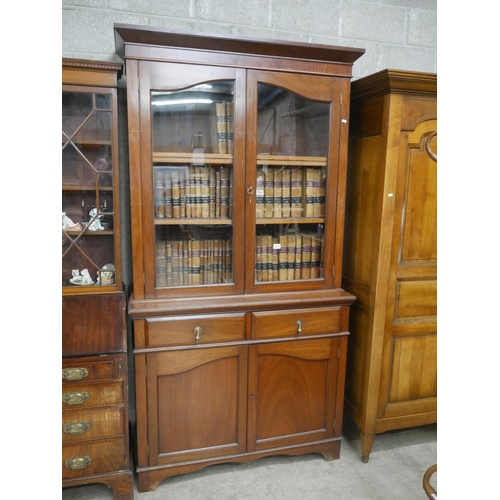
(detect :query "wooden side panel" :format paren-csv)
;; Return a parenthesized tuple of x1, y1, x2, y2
(396, 279, 437, 320)
(343, 135, 382, 290)
(388, 334, 437, 403)
(62, 293, 126, 356)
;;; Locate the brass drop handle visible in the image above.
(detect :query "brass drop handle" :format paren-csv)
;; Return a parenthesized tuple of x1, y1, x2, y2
(62, 391, 90, 405)
(64, 456, 92, 470)
(63, 422, 91, 435)
(62, 367, 89, 381)
(296, 320, 302, 335)
(194, 326, 202, 343)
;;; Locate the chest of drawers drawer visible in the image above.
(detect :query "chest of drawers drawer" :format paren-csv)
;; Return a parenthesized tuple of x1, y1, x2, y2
(62, 407, 125, 444)
(144, 313, 246, 347)
(62, 356, 123, 383)
(62, 438, 127, 479)
(62, 380, 124, 408)
(251, 306, 347, 339)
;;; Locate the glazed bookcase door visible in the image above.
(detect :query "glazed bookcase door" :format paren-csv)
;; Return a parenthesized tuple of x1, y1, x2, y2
(137, 62, 245, 299)
(62, 85, 121, 293)
(245, 71, 342, 293)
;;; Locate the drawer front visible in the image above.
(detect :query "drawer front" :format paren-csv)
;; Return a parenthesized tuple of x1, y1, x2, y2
(145, 313, 246, 347)
(62, 381, 124, 409)
(62, 407, 124, 443)
(62, 357, 123, 384)
(62, 438, 127, 479)
(252, 306, 345, 339)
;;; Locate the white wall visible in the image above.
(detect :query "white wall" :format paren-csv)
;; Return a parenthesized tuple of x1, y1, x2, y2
(62, 0, 437, 79)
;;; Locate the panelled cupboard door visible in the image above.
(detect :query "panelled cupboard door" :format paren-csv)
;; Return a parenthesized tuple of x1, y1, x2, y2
(247, 338, 340, 452)
(132, 60, 246, 299)
(245, 71, 343, 294)
(145, 346, 248, 465)
(378, 119, 437, 420)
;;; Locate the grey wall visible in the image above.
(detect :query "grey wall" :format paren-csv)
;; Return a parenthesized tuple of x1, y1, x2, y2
(62, 0, 437, 80)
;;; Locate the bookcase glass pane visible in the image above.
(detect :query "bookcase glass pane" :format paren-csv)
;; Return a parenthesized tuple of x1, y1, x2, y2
(62, 89, 116, 289)
(255, 223, 324, 283)
(257, 84, 330, 157)
(151, 81, 235, 290)
(151, 82, 234, 155)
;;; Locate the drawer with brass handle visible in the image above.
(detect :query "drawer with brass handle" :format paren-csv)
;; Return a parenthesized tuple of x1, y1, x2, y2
(62, 407, 125, 443)
(251, 306, 348, 339)
(61, 381, 123, 409)
(145, 313, 245, 347)
(62, 356, 123, 385)
(62, 438, 127, 479)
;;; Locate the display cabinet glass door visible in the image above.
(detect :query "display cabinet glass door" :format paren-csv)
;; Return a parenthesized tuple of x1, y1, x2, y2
(143, 63, 245, 297)
(245, 71, 341, 292)
(62, 86, 120, 292)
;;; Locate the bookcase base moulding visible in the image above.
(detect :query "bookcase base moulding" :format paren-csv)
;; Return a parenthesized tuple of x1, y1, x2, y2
(129, 288, 355, 492)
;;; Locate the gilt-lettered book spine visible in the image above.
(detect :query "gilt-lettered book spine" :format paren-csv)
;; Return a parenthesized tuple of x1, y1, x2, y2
(305, 168, 315, 217)
(154, 172, 165, 219)
(220, 167, 230, 217)
(226, 102, 234, 155)
(281, 168, 291, 217)
(209, 167, 216, 218)
(294, 233, 302, 280)
(290, 168, 303, 217)
(301, 234, 312, 279)
(264, 168, 274, 218)
(310, 234, 322, 279)
(273, 169, 282, 218)
(256, 168, 265, 218)
(164, 171, 173, 218)
(256, 235, 263, 282)
(156, 240, 167, 287)
(271, 236, 279, 281)
(286, 234, 295, 281)
(216, 102, 228, 154)
(171, 170, 180, 218)
(279, 234, 288, 281)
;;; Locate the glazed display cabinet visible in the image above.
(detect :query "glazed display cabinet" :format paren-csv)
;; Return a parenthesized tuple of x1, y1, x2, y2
(62, 58, 133, 499)
(115, 24, 364, 492)
(342, 69, 437, 462)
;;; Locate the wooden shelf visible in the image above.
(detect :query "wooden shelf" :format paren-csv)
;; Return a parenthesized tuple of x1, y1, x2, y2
(257, 154, 327, 166)
(153, 152, 233, 164)
(154, 218, 232, 226)
(256, 218, 324, 225)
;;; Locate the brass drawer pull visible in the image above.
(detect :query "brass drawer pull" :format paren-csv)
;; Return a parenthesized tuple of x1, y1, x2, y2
(62, 391, 90, 405)
(63, 422, 91, 435)
(64, 456, 92, 470)
(62, 367, 89, 381)
(296, 320, 302, 335)
(194, 326, 202, 343)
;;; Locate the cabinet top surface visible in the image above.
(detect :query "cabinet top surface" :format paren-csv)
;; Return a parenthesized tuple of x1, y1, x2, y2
(351, 69, 437, 99)
(114, 23, 365, 65)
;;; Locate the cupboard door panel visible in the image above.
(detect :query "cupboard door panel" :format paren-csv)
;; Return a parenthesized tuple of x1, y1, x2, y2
(247, 338, 339, 451)
(146, 346, 247, 465)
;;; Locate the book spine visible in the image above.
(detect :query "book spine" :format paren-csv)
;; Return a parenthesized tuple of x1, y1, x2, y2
(310, 234, 321, 279)
(220, 167, 230, 217)
(273, 169, 282, 218)
(226, 102, 234, 155)
(155, 240, 167, 287)
(164, 170, 173, 218)
(215, 170, 221, 217)
(154, 170, 165, 218)
(305, 168, 315, 217)
(209, 167, 216, 218)
(301, 234, 312, 279)
(215, 102, 228, 154)
(194, 167, 203, 218)
(264, 168, 274, 218)
(256, 234, 263, 282)
(281, 168, 291, 217)
(271, 236, 279, 281)
(286, 234, 295, 280)
(256, 168, 265, 218)
(290, 168, 303, 217)
(171, 240, 179, 286)
(171, 170, 180, 218)
(179, 169, 186, 218)
(294, 233, 302, 280)
(201, 167, 210, 218)
(278, 234, 288, 281)
(165, 242, 173, 286)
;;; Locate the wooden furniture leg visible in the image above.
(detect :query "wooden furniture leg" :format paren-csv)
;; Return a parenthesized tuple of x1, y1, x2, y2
(360, 431, 375, 463)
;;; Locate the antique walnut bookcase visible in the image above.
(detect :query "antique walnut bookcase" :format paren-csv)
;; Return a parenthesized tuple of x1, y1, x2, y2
(62, 58, 133, 499)
(342, 69, 437, 462)
(114, 24, 364, 492)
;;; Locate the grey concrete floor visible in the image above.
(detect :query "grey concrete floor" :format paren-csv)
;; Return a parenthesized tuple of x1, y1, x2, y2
(62, 419, 437, 500)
